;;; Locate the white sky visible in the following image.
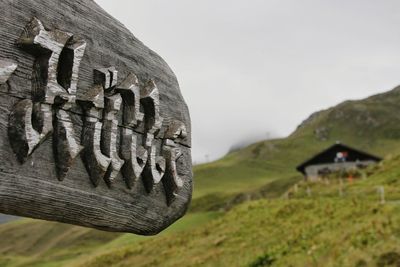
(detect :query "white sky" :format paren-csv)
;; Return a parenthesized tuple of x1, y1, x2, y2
(95, 0, 400, 163)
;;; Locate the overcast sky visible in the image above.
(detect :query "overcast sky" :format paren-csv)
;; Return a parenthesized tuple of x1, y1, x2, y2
(95, 0, 400, 163)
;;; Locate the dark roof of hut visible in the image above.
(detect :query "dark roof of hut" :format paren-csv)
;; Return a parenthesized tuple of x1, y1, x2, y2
(296, 143, 382, 175)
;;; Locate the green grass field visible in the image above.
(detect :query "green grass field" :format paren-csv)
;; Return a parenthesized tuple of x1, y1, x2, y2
(71, 155, 400, 267)
(0, 212, 222, 267)
(2, 86, 400, 266)
(3, 154, 399, 267)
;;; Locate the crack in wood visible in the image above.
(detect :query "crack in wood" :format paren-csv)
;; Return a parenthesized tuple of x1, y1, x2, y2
(6, 17, 189, 205)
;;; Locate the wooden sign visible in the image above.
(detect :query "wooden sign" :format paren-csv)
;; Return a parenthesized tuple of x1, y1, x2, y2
(0, 0, 192, 235)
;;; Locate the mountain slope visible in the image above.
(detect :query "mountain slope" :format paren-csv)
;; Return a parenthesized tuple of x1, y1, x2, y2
(0, 212, 221, 267)
(3, 86, 400, 266)
(58, 152, 400, 266)
(194, 85, 400, 202)
(3, 154, 400, 267)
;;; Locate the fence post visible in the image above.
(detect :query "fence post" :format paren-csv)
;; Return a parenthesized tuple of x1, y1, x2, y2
(307, 186, 312, 197)
(377, 186, 385, 204)
(338, 178, 344, 197)
(362, 171, 367, 180)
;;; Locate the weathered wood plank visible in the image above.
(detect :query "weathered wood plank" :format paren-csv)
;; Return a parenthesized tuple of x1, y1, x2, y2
(0, 0, 192, 234)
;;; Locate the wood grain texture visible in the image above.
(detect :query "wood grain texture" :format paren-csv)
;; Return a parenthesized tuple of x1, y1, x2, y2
(0, 0, 192, 235)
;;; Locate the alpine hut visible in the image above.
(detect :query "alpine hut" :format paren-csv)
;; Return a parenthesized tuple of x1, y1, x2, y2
(296, 142, 381, 181)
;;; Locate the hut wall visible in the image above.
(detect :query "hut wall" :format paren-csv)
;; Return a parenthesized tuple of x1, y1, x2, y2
(304, 160, 377, 181)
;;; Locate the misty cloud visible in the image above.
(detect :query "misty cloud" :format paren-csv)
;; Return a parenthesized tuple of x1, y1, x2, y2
(95, 0, 400, 162)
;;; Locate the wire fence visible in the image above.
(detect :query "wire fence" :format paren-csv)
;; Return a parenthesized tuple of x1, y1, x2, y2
(283, 174, 398, 206)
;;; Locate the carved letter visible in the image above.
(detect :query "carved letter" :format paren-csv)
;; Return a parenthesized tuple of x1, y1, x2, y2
(79, 84, 111, 187)
(120, 128, 148, 189)
(117, 72, 147, 188)
(58, 37, 87, 98)
(53, 109, 83, 180)
(10, 18, 86, 179)
(140, 80, 163, 147)
(17, 17, 74, 104)
(9, 100, 52, 163)
(52, 37, 86, 180)
(142, 145, 166, 192)
(140, 80, 166, 192)
(162, 120, 187, 204)
(101, 94, 124, 187)
(117, 73, 144, 127)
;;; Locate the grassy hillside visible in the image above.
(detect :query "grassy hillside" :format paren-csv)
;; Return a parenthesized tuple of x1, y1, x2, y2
(2, 154, 400, 267)
(2, 86, 400, 266)
(0, 212, 221, 267)
(192, 86, 400, 209)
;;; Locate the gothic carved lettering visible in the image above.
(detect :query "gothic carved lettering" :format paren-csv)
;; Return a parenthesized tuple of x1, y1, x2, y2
(8, 18, 189, 205)
(140, 81, 167, 192)
(102, 94, 124, 186)
(9, 100, 52, 163)
(117, 73, 144, 127)
(10, 18, 86, 180)
(142, 145, 166, 193)
(162, 120, 187, 204)
(118, 73, 148, 189)
(140, 80, 163, 147)
(79, 83, 111, 186)
(53, 109, 83, 179)
(17, 17, 74, 104)
(120, 128, 148, 189)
